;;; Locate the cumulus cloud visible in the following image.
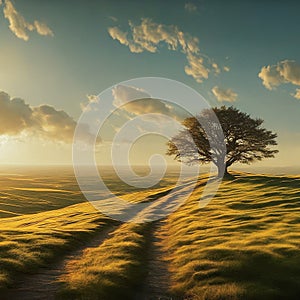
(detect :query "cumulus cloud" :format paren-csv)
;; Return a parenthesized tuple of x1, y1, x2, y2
(258, 60, 300, 98)
(108, 27, 129, 46)
(258, 64, 283, 90)
(108, 18, 226, 83)
(0, 91, 33, 135)
(112, 84, 172, 116)
(211, 86, 238, 102)
(185, 53, 209, 82)
(292, 89, 300, 100)
(185, 2, 197, 13)
(2, 0, 53, 41)
(278, 60, 300, 86)
(33, 20, 53, 37)
(0, 90, 94, 143)
(32, 105, 76, 143)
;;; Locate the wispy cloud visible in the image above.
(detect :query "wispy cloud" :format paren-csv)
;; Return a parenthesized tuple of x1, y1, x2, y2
(109, 16, 118, 22)
(1, 0, 53, 41)
(292, 89, 300, 100)
(108, 18, 226, 83)
(259, 60, 300, 99)
(184, 2, 197, 13)
(80, 94, 100, 112)
(211, 86, 238, 102)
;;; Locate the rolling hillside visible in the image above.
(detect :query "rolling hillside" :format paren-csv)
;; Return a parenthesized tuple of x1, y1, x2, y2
(0, 171, 299, 299)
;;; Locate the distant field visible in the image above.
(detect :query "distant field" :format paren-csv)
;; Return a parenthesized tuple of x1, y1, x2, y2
(0, 167, 300, 299)
(0, 165, 181, 218)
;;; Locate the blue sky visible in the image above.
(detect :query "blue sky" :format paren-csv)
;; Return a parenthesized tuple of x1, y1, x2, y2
(0, 0, 300, 168)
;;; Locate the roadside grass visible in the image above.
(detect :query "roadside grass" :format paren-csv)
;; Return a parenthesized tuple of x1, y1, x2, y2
(0, 202, 115, 291)
(161, 173, 300, 299)
(58, 222, 150, 300)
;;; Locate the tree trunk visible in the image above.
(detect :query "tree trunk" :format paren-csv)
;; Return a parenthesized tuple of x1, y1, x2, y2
(217, 164, 229, 178)
(224, 165, 229, 177)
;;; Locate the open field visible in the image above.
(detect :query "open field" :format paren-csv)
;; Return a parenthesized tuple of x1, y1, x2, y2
(161, 174, 300, 299)
(0, 167, 299, 299)
(0, 201, 114, 290)
(0, 165, 180, 218)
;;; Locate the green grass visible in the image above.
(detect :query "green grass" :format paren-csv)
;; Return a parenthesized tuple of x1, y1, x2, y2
(160, 173, 300, 299)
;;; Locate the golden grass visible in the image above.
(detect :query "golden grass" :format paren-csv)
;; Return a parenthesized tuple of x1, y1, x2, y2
(58, 222, 150, 299)
(0, 171, 84, 217)
(1, 169, 300, 299)
(160, 173, 300, 299)
(0, 202, 113, 290)
(0, 166, 180, 218)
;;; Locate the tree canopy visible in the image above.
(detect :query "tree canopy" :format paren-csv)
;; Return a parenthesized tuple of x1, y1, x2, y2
(166, 106, 278, 177)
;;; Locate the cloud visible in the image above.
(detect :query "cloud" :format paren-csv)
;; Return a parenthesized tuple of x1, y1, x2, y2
(211, 86, 238, 102)
(0, 90, 94, 143)
(32, 105, 77, 143)
(185, 2, 197, 13)
(33, 20, 53, 37)
(108, 18, 226, 83)
(2, 0, 53, 41)
(108, 27, 129, 46)
(108, 26, 144, 53)
(80, 94, 100, 112)
(109, 16, 118, 22)
(185, 53, 209, 83)
(278, 60, 300, 86)
(112, 84, 172, 116)
(292, 89, 300, 100)
(258, 64, 283, 90)
(0, 91, 33, 135)
(258, 60, 300, 98)
(212, 62, 221, 75)
(129, 18, 179, 52)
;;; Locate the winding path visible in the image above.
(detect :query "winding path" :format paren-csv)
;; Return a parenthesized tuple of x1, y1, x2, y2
(135, 221, 173, 300)
(3, 225, 118, 300)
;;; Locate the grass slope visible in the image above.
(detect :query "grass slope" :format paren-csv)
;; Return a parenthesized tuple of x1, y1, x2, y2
(0, 202, 114, 290)
(161, 173, 300, 299)
(58, 223, 150, 299)
(1, 171, 300, 299)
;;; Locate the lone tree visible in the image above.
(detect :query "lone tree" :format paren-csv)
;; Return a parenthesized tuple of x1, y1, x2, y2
(166, 106, 278, 177)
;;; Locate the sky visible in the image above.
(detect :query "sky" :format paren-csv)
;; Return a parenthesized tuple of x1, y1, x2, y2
(0, 0, 300, 170)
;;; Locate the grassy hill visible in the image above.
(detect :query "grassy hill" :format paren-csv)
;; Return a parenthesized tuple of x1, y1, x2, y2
(0, 170, 299, 299)
(160, 173, 300, 299)
(0, 202, 114, 289)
